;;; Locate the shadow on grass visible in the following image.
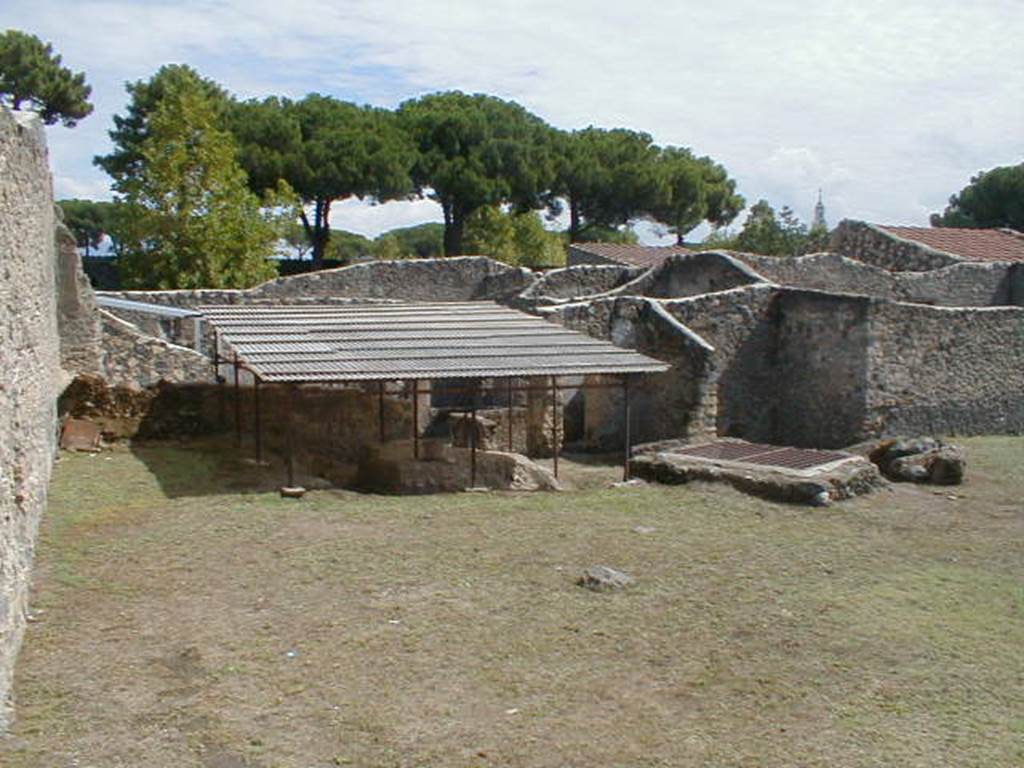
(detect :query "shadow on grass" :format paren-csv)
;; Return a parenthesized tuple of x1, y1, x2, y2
(129, 437, 284, 498)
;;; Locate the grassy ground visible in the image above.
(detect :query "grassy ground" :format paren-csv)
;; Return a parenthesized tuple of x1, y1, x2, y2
(1, 437, 1022, 767)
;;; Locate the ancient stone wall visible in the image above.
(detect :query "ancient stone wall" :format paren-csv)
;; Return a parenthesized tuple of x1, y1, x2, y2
(100, 256, 538, 312)
(609, 252, 763, 299)
(556, 297, 716, 449)
(0, 110, 61, 729)
(100, 312, 214, 389)
(660, 285, 779, 441)
(55, 219, 103, 376)
(773, 290, 872, 448)
(738, 251, 1018, 307)
(865, 303, 1024, 437)
(516, 264, 643, 307)
(831, 219, 962, 272)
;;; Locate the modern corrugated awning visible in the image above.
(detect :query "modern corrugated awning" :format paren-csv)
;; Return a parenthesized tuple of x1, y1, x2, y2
(199, 302, 670, 382)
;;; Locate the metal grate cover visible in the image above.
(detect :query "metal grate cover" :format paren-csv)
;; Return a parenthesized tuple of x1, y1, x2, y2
(675, 441, 851, 471)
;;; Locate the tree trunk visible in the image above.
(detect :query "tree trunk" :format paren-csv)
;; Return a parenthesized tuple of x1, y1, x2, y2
(303, 198, 332, 269)
(676, 231, 685, 246)
(568, 198, 582, 243)
(441, 199, 466, 257)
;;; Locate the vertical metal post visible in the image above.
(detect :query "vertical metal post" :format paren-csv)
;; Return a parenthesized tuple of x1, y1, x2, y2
(412, 379, 420, 460)
(233, 352, 242, 449)
(551, 376, 559, 479)
(623, 374, 632, 482)
(286, 385, 296, 488)
(378, 381, 386, 443)
(469, 387, 478, 488)
(214, 331, 225, 428)
(253, 375, 262, 465)
(507, 377, 513, 452)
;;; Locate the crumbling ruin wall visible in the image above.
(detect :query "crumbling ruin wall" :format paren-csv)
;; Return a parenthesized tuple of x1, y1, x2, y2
(100, 312, 213, 389)
(556, 297, 715, 450)
(739, 251, 1018, 307)
(864, 303, 1024, 437)
(831, 219, 962, 272)
(99, 256, 538, 312)
(608, 252, 764, 299)
(0, 110, 61, 729)
(660, 285, 779, 442)
(54, 218, 103, 376)
(515, 264, 643, 306)
(773, 290, 871, 448)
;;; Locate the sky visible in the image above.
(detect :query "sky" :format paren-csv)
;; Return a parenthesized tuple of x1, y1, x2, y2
(3, 0, 1021, 243)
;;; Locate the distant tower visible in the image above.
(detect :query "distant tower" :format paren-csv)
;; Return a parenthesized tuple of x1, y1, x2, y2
(811, 189, 827, 230)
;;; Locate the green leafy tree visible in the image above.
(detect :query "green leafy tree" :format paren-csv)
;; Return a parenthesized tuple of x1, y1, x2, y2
(463, 205, 565, 268)
(0, 29, 92, 126)
(733, 200, 817, 257)
(650, 150, 745, 245)
(95, 64, 228, 184)
(930, 163, 1024, 231)
(398, 91, 556, 256)
(552, 127, 661, 241)
(113, 76, 276, 289)
(57, 199, 117, 255)
(373, 222, 445, 259)
(231, 95, 415, 267)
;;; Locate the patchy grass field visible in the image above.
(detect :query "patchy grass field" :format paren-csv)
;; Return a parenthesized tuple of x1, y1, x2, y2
(2, 437, 1023, 767)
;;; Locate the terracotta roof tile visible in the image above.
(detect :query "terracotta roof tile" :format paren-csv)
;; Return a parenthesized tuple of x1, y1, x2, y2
(570, 242, 693, 268)
(878, 226, 1024, 263)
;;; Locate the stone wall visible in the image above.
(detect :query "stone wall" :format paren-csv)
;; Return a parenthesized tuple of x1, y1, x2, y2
(773, 291, 871, 448)
(556, 297, 715, 449)
(660, 285, 779, 441)
(865, 303, 1024, 437)
(100, 256, 538, 312)
(609, 252, 764, 299)
(739, 251, 1020, 307)
(831, 219, 963, 272)
(55, 218, 103, 376)
(515, 264, 643, 307)
(0, 110, 61, 729)
(100, 312, 214, 389)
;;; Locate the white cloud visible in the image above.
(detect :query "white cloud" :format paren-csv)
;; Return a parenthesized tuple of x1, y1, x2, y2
(4, 0, 1021, 235)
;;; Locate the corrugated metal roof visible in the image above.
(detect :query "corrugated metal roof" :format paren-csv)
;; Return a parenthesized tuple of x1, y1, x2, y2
(201, 302, 670, 382)
(97, 295, 201, 318)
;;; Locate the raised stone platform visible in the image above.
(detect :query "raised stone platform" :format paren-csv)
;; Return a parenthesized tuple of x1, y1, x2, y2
(630, 438, 883, 505)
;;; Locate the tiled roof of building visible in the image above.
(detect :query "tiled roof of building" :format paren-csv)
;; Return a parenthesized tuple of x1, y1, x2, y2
(570, 242, 693, 268)
(879, 226, 1024, 264)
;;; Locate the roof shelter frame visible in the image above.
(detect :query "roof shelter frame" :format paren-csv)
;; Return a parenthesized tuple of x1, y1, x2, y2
(203, 302, 668, 490)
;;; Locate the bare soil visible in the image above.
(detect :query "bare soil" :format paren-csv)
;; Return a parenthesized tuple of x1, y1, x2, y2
(2, 436, 1022, 767)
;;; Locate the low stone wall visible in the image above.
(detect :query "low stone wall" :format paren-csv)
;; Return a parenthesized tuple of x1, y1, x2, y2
(831, 219, 963, 272)
(0, 110, 61, 729)
(738, 252, 901, 301)
(865, 302, 1024, 437)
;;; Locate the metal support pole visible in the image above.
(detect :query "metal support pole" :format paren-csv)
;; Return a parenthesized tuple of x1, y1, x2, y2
(214, 331, 226, 428)
(507, 377, 513, 452)
(286, 385, 296, 488)
(253, 376, 263, 465)
(551, 376, 559, 479)
(623, 375, 632, 482)
(469, 388, 478, 489)
(378, 381, 386, 443)
(412, 379, 420, 460)
(233, 352, 242, 449)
